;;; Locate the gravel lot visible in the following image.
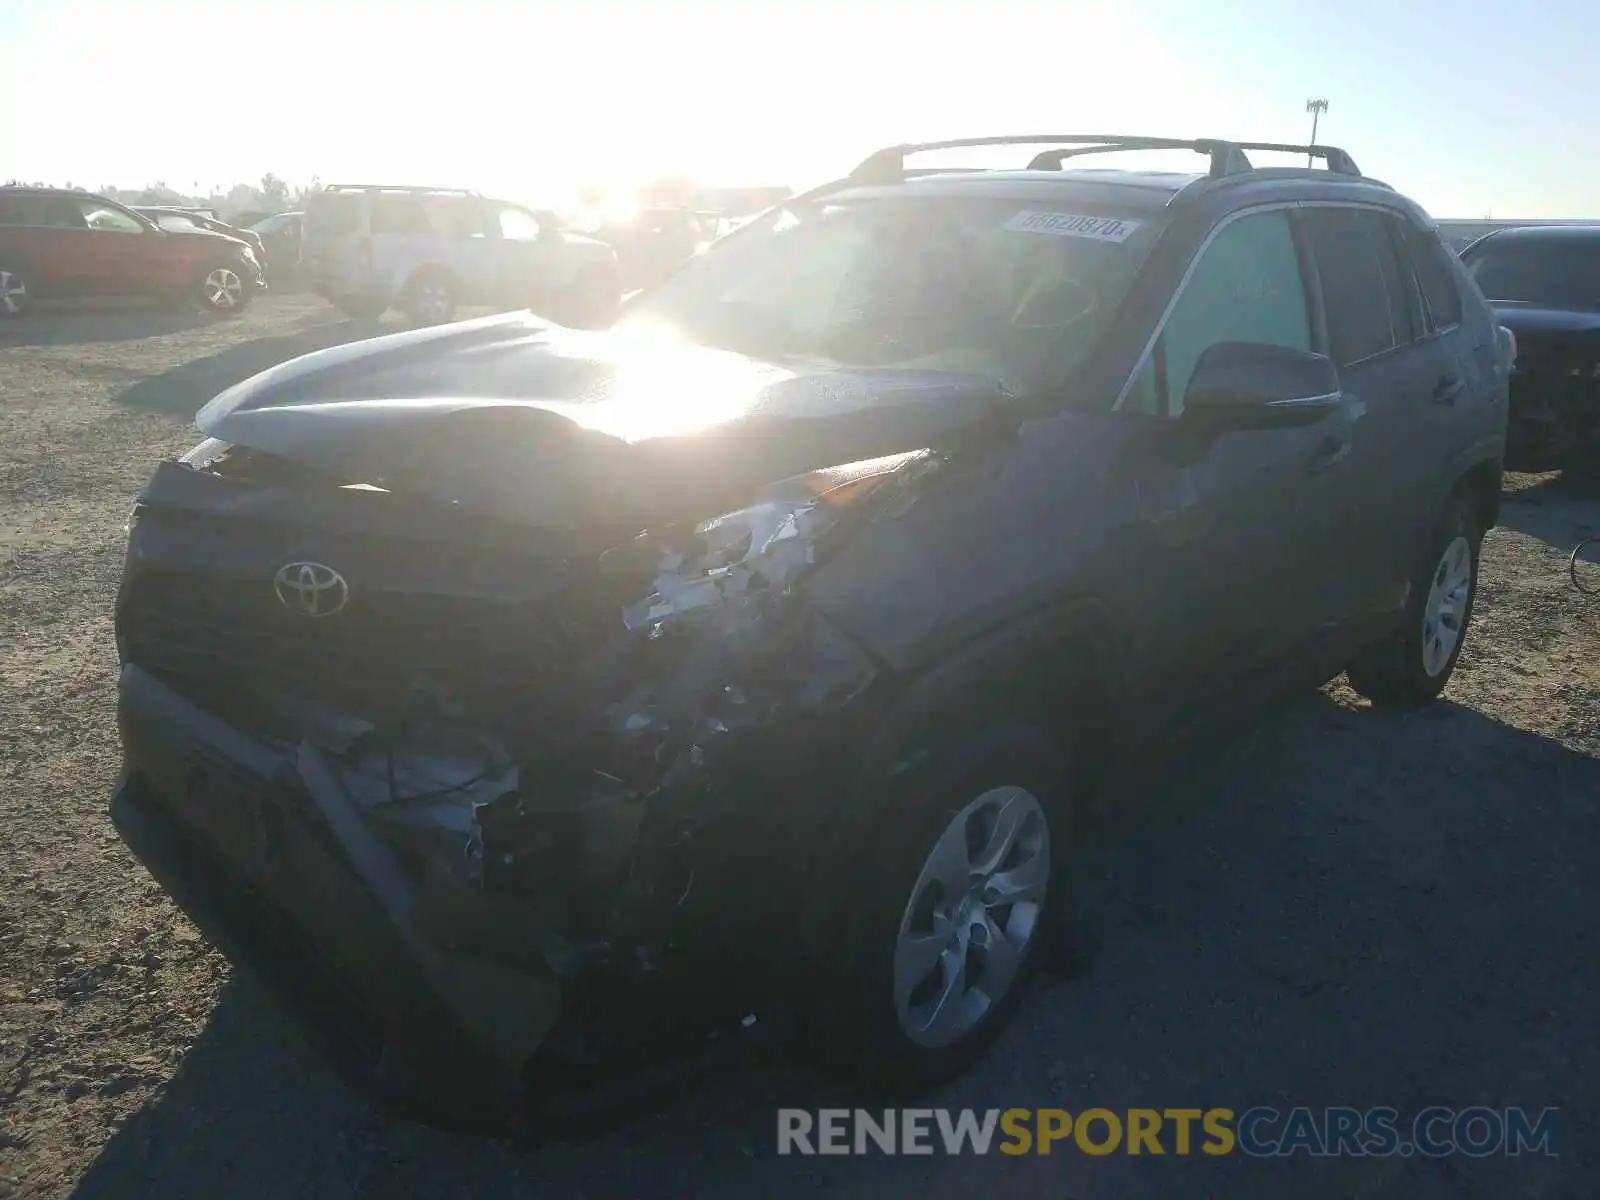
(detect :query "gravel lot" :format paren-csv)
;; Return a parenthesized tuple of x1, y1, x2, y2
(2, 295, 1597, 1199)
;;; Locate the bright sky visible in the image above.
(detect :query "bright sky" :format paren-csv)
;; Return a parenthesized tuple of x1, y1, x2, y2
(2, 0, 1594, 217)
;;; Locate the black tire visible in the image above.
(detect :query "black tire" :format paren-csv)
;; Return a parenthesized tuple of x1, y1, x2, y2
(813, 720, 1078, 1092)
(1, 265, 33, 317)
(1345, 492, 1482, 711)
(197, 260, 253, 314)
(400, 268, 457, 326)
(334, 295, 389, 321)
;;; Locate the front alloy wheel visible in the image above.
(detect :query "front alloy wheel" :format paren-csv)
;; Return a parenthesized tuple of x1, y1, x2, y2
(894, 786, 1050, 1048)
(0, 268, 29, 316)
(201, 266, 246, 311)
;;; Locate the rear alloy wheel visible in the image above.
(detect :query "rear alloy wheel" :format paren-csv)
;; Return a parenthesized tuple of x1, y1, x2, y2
(402, 271, 456, 326)
(0, 268, 30, 316)
(200, 264, 250, 313)
(1346, 494, 1481, 710)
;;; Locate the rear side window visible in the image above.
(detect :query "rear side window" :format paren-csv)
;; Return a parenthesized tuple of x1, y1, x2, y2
(370, 195, 432, 236)
(423, 197, 491, 240)
(1300, 208, 1410, 366)
(0, 194, 45, 225)
(305, 193, 362, 237)
(1466, 239, 1600, 308)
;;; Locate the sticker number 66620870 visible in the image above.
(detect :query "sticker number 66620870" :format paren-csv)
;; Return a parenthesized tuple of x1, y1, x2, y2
(1002, 211, 1142, 243)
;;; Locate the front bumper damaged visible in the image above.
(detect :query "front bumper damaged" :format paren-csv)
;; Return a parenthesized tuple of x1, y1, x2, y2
(110, 439, 943, 1123)
(112, 559, 884, 1125)
(113, 665, 564, 1127)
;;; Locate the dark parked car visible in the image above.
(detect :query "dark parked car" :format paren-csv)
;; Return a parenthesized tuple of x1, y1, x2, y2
(0, 188, 264, 315)
(594, 206, 723, 290)
(111, 134, 1511, 1129)
(134, 206, 268, 263)
(245, 210, 303, 283)
(1459, 224, 1600, 468)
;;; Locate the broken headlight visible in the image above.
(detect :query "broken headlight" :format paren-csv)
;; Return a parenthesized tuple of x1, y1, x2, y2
(623, 449, 934, 631)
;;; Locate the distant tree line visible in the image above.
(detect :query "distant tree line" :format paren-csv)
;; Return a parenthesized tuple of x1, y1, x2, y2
(4, 172, 791, 220)
(1, 173, 322, 219)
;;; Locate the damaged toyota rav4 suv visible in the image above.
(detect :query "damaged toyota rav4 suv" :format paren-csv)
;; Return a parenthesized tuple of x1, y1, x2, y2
(112, 135, 1512, 1128)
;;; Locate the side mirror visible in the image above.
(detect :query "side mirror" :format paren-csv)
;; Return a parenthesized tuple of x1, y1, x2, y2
(1182, 342, 1342, 428)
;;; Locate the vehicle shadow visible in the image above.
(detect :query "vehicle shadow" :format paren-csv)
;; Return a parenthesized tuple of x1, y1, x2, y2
(0, 302, 230, 348)
(112, 319, 396, 418)
(1498, 468, 1600, 553)
(71, 689, 1596, 1200)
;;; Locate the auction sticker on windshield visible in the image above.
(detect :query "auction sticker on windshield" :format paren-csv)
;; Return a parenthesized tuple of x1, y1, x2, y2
(1003, 211, 1142, 242)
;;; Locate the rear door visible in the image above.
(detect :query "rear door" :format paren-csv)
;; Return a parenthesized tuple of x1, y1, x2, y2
(1392, 217, 1500, 483)
(1119, 206, 1359, 697)
(301, 190, 367, 295)
(1295, 205, 1442, 639)
(0, 193, 80, 299)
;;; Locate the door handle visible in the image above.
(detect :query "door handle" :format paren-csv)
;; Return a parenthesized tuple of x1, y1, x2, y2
(1307, 434, 1351, 474)
(1432, 376, 1465, 406)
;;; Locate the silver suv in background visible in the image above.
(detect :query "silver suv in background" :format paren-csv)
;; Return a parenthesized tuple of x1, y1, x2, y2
(301, 184, 621, 327)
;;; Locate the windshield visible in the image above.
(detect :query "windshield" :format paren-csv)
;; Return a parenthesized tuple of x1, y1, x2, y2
(1465, 239, 1600, 308)
(250, 212, 296, 234)
(621, 195, 1163, 391)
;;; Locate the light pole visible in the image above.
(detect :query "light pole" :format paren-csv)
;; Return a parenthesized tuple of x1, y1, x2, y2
(1305, 98, 1329, 166)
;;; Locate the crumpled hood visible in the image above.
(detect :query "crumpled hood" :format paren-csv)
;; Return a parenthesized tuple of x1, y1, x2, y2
(196, 311, 1013, 525)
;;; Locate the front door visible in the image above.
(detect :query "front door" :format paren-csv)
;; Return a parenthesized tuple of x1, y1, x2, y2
(1117, 207, 1362, 707)
(486, 204, 561, 314)
(67, 198, 169, 298)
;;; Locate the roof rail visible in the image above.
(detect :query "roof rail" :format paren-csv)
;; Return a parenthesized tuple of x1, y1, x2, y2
(847, 135, 1360, 184)
(321, 183, 481, 196)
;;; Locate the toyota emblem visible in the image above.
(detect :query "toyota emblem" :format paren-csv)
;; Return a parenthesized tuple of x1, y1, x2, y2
(273, 561, 349, 617)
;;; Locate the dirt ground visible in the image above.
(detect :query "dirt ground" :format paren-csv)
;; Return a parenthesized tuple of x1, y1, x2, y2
(2, 295, 1597, 1199)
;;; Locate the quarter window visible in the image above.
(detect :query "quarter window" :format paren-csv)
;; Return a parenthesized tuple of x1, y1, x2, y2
(1127, 210, 1312, 416)
(1402, 224, 1464, 330)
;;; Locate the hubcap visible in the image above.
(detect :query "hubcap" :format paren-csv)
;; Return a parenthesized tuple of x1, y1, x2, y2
(204, 267, 243, 308)
(418, 284, 451, 322)
(893, 786, 1050, 1048)
(0, 270, 27, 315)
(1422, 535, 1472, 677)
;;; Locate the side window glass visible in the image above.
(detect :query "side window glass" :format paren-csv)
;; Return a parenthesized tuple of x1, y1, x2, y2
(78, 203, 145, 233)
(371, 196, 431, 236)
(1401, 224, 1463, 330)
(1156, 211, 1311, 416)
(498, 207, 542, 241)
(1302, 209, 1408, 365)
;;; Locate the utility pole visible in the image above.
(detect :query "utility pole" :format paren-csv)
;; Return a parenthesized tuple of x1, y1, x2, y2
(1305, 98, 1329, 166)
